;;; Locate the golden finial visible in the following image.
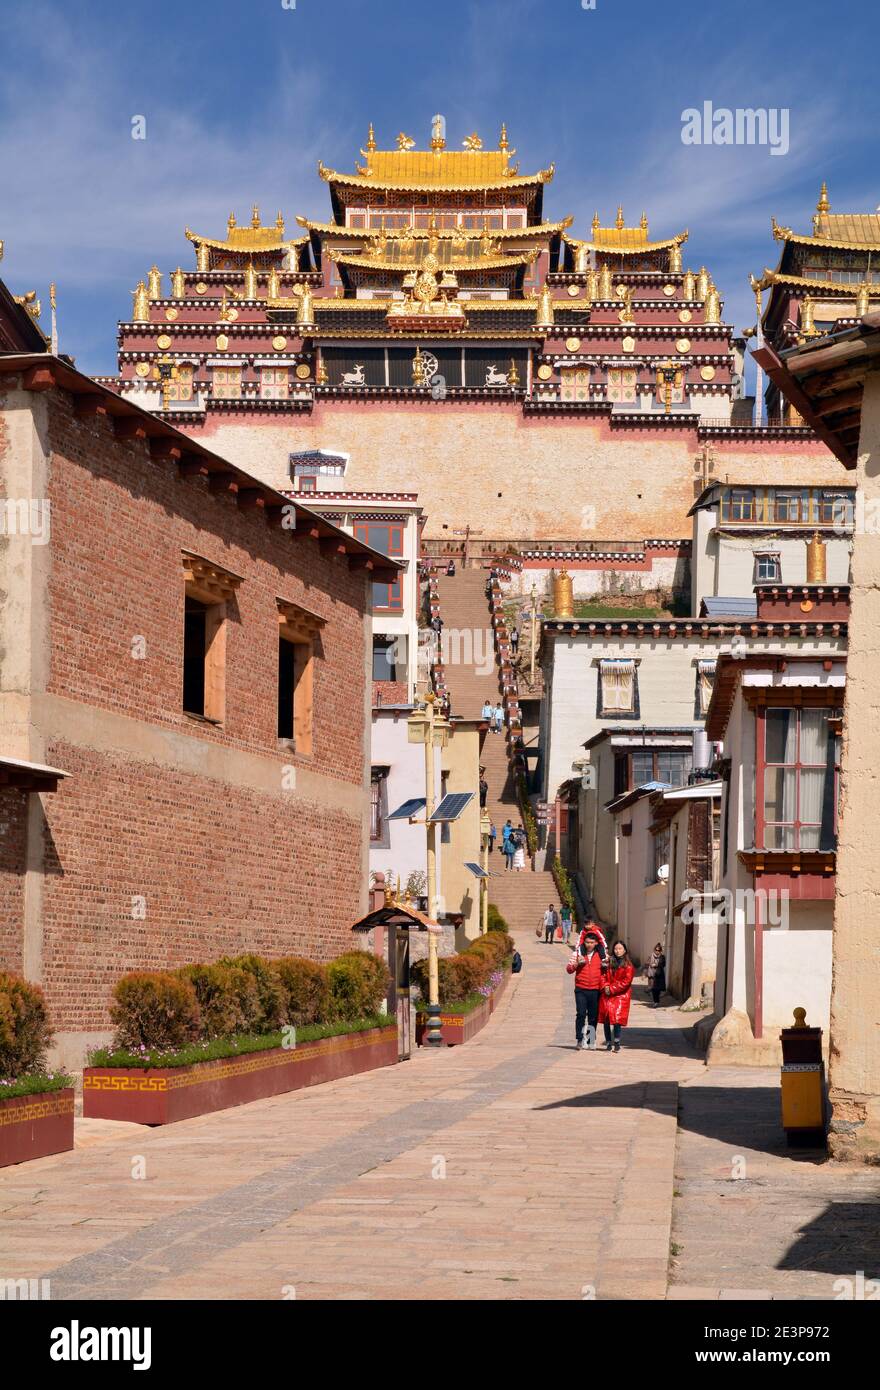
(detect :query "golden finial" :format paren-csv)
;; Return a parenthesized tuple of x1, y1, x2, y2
(615, 205, 625, 230)
(696, 266, 710, 301)
(592, 211, 600, 234)
(147, 265, 162, 300)
(749, 272, 763, 318)
(431, 115, 446, 152)
(276, 211, 285, 233)
(243, 261, 259, 300)
(640, 211, 648, 232)
(297, 283, 315, 328)
(598, 262, 613, 300)
(196, 241, 210, 272)
(856, 281, 871, 317)
(266, 267, 280, 300)
(499, 122, 509, 152)
(131, 280, 150, 322)
(669, 242, 682, 273)
(507, 358, 520, 389)
(227, 211, 237, 234)
(586, 266, 598, 302)
(49, 281, 56, 311)
(382, 873, 393, 906)
(397, 131, 415, 151)
(171, 267, 185, 299)
(536, 281, 555, 327)
(412, 346, 426, 387)
(0, 240, 4, 262)
(251, 204, 261, 229)
(682, 268, 696, 301)
(817, 182, 830, 215)
(365, 122, 376, 153)
(703, 280, 721, 325)
(316, 356, 328, 385)
(574, 242, 590, 274)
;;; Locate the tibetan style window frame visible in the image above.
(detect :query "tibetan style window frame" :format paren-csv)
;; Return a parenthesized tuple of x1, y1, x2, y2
(695, 658, 718, 718)
(181, 552, 243, 725)
(595, 658, 640, 720)
(753, 699, 842, 853)
(370, 767, 391, 848)
(277, 598, 326, 758)
(753, 551, 781, 584)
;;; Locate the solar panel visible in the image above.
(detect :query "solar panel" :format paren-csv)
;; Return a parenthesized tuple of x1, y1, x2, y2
(388, 798, 427, 821)
(428, 791, 475, 823)
(464, 862, 489, 879)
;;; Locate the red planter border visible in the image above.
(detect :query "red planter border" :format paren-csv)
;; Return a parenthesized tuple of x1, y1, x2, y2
(416, 969, 509, 1047)
(0, 1088, 75, 1168)
(83, 1024, 398, 1126)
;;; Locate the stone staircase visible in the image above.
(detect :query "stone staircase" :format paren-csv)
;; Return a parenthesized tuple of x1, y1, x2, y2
(435, 567, 560, 938)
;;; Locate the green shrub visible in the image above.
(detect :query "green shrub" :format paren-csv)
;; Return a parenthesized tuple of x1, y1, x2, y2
(467, 935, 509, 968)
(274, 957, 331, 1026)
(0, 973, 53, 1078)
(177, 963, 260, 1039)
(109, 972, 201, 1052)
(219, 954, 286, 1032)
(328, 951, 390, 1021)
(487, 904, 510, 934)
(552, 856, 576, 912)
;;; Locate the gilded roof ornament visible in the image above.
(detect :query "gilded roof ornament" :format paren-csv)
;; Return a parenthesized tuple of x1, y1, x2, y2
(228, 212, 237, 234)
(615, 206, 625, 230)
(363, 122, 377, 155)
(462, 132, 483, 151)
(499, 122, 512, 155)
(431, 115, 446, 152)
(147, 265, 162, 300)
(703, 281, 722, 325)
(131, 280, 150, 322)
(817, 181, 830, 215)
(640, 212, 648, 232)
(397, 132, 416, 151)
(856, 281, 872, 317)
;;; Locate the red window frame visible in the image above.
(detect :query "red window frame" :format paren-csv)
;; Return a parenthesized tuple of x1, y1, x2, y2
(354, 522, 404, 612)
(755, 703, 841, 851)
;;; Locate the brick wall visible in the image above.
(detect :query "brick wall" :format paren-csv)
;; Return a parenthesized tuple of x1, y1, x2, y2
(0, 788, 27, 974)
(1, 379, 371, 1038)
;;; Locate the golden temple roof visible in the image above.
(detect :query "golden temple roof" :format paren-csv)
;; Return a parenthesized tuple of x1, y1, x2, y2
(318, 148, 553, 192)
(326, 243, 539, 274)
(565, 210, 688, 256)
(185, 207, 309, 255)
(771, 185, 880, 253)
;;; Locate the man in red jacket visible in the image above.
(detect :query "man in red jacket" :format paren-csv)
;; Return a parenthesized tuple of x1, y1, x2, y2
(566, 927, 604, 1050)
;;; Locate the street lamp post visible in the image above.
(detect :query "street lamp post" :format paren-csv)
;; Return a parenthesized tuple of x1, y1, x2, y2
(480, 808, 491, 934)
(408, 692, 450, 1047)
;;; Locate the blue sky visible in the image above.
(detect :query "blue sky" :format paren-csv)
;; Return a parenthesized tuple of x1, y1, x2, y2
(1, 0, 876, 378)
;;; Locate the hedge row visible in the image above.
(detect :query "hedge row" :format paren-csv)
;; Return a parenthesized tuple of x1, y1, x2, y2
(411, 930, 514, 1007)
(109, 951, 391, 1052)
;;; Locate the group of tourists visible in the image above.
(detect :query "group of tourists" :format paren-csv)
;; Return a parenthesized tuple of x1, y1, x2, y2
(490, 818, 526, 870)
(566, 925, 635, 1053)
(540, 902, 574, 943)
(481, 699, 506, 733)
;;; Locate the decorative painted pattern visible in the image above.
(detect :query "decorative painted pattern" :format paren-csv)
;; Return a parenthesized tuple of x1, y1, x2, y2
(0, 1093, 74, 1126)
(84, 1027, 397, 1094)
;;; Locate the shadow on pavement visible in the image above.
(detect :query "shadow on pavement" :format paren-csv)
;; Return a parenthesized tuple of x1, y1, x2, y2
(778, 1203, 880, 1280)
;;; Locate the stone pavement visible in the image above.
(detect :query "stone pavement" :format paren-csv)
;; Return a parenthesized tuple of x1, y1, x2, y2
(2, 929, 877, 1300)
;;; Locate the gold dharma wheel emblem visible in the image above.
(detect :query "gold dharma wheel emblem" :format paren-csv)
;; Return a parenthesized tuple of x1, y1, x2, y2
(565, 337, 581, 352)
(679, 308, 693, 323)
(196, 282, 208, 294)
(272, 335, 288, 351)
(800, 599, 814, 613)
(135, 362, 151, 377)
(537, 364, 554, 381)
(700, 365, 716, 381)
(216, 334, 229, 351)
(295, 363, 312, 380)
(165, 308, 179, 321)
(225, 307, 239, 322)
(567, 284, 581, 298)
(676, 337, 691, 353)
(156, 334, 172, 349)
(663, 284, 676, 296)
(614, 284, 626, 298)
(621, 336, 636, 352)
(291, 284, 304, 298)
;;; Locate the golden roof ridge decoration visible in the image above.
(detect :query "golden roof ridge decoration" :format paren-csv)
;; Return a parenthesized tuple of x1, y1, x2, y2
(772, 212, 880, 252)
(326, 247, 539, 274)
(754, 268, 880, 296)
(564, 228, 689, 255)
(317, 155, 553, 192)
(185, 227, 309, 254)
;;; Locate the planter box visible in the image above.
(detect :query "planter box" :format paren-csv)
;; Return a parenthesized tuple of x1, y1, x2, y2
(416, 970, 509, 1047)
(83, 1025, 398, 1126)
(0, 1088, 75, 1168)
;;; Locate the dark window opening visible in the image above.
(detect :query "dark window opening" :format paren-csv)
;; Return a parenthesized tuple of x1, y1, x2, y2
(278, 636, 295, 739)
(183, 596, 207, 716)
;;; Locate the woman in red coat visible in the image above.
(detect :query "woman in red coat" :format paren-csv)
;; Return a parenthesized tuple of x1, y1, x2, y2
(599, 941, 635, 1053)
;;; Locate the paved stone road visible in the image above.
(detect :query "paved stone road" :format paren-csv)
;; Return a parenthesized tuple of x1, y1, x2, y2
(2, 930, 877, 1300)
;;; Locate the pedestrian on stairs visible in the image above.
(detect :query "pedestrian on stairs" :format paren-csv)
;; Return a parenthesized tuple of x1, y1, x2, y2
(561, 903, 573, 944)
(600, 941, 635, 1053)
(446, 559, 456, 577)
(542, 903, 559, 943)
(493, 701, 505, 733)
(479, 775, 488, 808)
(511, 626, 519, 656)
(481, 699, 493, 725)
(567, 927, 604, 1050)
(513, 828, 526, 871)
(489, 822, 497, 853)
